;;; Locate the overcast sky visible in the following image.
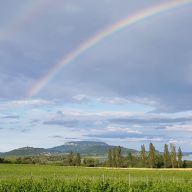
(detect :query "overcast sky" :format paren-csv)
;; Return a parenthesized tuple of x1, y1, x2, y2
(0, 0, 192, 152)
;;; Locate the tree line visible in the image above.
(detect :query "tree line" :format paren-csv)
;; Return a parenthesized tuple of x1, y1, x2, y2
(104, 143, 183, 168)
(139, 142, 182, 168)
(66, 142, 187, 168)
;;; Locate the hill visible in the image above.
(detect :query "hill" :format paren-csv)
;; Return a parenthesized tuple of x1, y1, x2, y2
(0, 141, 139, 157)
(1, 146, 58, 156)
(76, 145, 138, 156)
(48, 141, 108, 153)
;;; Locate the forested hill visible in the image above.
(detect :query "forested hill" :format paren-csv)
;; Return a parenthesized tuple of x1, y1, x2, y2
(0, 141, 139, 156)
(48, 141, 108, 153)
(76, 145, 138, 156)
(1, 147, 59, 156)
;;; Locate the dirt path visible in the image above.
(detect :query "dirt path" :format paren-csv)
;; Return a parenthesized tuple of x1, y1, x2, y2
(86, 167, 192, 171)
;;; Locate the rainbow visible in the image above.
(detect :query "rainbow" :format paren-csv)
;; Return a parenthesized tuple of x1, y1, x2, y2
(28, 0, 192, 99)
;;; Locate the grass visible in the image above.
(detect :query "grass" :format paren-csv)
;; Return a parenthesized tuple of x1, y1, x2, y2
(0, 164, 192, 182)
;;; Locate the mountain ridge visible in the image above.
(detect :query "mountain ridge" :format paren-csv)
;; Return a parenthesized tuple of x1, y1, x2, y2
(0, 141, 137, 156)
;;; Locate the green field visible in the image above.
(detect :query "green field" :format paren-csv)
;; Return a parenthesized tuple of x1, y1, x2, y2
(1, 164, 192, 191)
(0, 164, 192, 181)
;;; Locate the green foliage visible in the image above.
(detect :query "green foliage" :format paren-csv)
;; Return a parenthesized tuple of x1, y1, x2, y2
(141, 145, 146, 167)
(83, 157, 99, 167)
(1, 163, 192, 182)
(183, 160, 192, 168)
(164, 144, 171, 168)
(170, 143, 177, 168)
(68, 151, 73, 166)
(178, 147, 182, 168)
(1, 177, 192, 191)
(78, 145, 137, 156)
(76, 152, 81, 166)
(112, 147, 117, 167)
(108, 148, 112, 167)
(149, 143, 156, 168)
(117, 146, 122, 167)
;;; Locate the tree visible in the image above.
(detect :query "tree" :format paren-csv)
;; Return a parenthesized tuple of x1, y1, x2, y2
(170, 143, 177, 168)
(68, 151, 73, 166)
(178, 147, 182, 168)
(112, 147, 117, 167)
(108, 148, 112, 167)
(117, 146, 122, 167)
(76, 152, 81, 166)
(127, 152, 133, 167)
(83, 157, 98, 167)
(141, 145, 146, 167)
(164, 144, 171, 168)
(0, 158, 4, 163)
(148, 143, 156, 168)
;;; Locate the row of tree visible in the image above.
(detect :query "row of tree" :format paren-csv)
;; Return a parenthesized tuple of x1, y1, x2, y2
(65, 143, 184, 168)
(68, 151, 100, 167)
(140, 142, 182, 168)
(105, 142, 183, 168)
(107, 146, 122, 167)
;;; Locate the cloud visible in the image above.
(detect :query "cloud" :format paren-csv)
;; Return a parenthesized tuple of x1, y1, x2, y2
(43, 120, 79, 127)
(93, 121, 102, 125)
(9, 121, 20, 124)
(51, 135, 63, 138)
(90, 129, 106, 133)
(0, 100, 54, 110)
(155, 126, 166, 130)
(65, 137, 78, 140)
(98, 97, 131, 104)
(109, 117, 192, 124)
(21, 129, 30, 133)
(85, 131, 160, 139)
(30, 119, 40, 124)
(57, 111, 63, 116)
(73, 94, 90, 102)
(3, 115, 20, 119)
(166, 124, 192, 131)
(169, 139, 187, 144)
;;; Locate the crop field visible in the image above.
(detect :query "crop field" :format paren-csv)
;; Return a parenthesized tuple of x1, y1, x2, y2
(1, 164, 192, 191)
(1, 164, 192, 181)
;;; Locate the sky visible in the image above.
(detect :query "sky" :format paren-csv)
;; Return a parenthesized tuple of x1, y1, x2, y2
(0, 0, 192, 152)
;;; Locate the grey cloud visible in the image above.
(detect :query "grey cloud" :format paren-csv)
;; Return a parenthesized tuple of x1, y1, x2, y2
(30, 119, 40, 124)
(21, 129, 30, 133)
(0, 0, 192, 113)
(57, 111, 63, 116)
(65, 137, 78, 140)
(155, 126, 166, 130)
(85, 131, 163, 139)
(3, 116, 20, 119)
(51, 135, 63, 138)
(109, 117, 192, 125)
(9, 121, 19, 124)
(43, 120, 79, 127)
